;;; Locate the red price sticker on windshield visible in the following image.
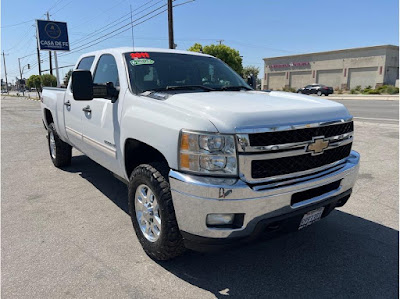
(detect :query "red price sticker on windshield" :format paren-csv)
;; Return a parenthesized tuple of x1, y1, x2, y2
(130, 52, 150, 59)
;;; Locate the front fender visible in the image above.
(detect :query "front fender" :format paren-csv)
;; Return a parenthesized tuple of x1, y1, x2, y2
(120, 95, 217, 175)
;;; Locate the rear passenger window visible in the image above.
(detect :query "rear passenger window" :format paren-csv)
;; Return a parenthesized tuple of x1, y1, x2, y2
(77, 56, 95, 70)
(93, 54, 119, 87)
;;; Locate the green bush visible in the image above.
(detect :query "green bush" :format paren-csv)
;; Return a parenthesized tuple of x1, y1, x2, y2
(282, 86, 296, 93)
(385, 85, 399, 94)
(366, 89, 380, 94)
(355, 85, 362, 92)
(350, 89, 359, 94)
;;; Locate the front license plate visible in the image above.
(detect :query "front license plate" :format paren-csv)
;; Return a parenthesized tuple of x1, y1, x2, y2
(298, 207, 325, 230)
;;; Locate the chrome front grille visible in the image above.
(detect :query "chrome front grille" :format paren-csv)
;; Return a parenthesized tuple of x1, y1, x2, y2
(251, 143, 352, 178)
(236, 119, 354, 184)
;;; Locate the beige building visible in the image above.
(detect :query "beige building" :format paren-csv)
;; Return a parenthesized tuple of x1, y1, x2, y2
(263, 45, 399, 90)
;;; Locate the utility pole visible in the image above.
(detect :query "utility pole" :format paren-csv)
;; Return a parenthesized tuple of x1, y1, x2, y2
(167, 0, 174, 49)
(2, 51, 9, 93)
(18, 58, 25, 96)
(47, 12, 53, 75)
(217, 39, 224, 45)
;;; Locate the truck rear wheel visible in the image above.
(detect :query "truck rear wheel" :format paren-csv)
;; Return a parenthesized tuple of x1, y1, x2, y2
(47, 123, 72, 168)
(128, 163, 186, 260)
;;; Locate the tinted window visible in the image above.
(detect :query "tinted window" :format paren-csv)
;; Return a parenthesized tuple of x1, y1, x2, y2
(124, 52, 249, 93)
(77, 56, 95, 70)
(93, 54, 119, 86)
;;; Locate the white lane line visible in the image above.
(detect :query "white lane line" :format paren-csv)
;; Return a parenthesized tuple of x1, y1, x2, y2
(354, 117, 399, 122)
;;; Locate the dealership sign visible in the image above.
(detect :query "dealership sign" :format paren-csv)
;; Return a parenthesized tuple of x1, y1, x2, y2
(269, 62, 310, 68)
(36, 20, 69, 51)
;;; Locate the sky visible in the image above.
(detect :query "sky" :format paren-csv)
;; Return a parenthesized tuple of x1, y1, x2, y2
(1, 0, 399, 83)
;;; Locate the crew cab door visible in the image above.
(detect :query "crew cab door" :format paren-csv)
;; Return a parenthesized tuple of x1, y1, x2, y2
(81, 54, 120, 174)
(64, 56, 95, 151)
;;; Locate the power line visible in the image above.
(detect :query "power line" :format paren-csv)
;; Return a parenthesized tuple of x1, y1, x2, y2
(5, 26, 35, 51)
(57, 3, 169, 56)
(47, 0, 63, 13)
(70, 0, 164, 47)
(1, 19, 34, 29)
(60, 10, 168, 58)
(52, 0, 75, 15)
(27, 0, 193, 70)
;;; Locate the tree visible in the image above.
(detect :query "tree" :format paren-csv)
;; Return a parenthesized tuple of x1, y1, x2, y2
(26, 75, 42, 97)
(41, 74, 57, 88)
(242, 65, 260, 79)
(63, 69, 73, 87)
(188, 43, 243, 74)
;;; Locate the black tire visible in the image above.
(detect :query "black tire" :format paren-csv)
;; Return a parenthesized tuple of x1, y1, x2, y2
(47, 123, 72, 168)
(128, 162, 186, 260)
(317, 90, 322, 96)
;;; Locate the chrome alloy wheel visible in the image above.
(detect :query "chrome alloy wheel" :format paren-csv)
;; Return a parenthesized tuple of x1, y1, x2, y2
(134, 184, 161, 242)
(49, 131, 56, 159)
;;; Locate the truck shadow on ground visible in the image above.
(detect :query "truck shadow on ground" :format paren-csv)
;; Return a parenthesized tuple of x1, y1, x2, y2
(66, 154, 399, 298)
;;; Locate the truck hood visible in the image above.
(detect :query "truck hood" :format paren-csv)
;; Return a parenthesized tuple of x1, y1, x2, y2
(165, 90, 352, 133)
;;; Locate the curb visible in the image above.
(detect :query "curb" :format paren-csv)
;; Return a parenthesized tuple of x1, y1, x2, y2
(323, 95, 399, 101)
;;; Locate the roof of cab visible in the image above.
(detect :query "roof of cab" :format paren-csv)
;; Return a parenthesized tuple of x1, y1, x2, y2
(78, 47, 214, 59)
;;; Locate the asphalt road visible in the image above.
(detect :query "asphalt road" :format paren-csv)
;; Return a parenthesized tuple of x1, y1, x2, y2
(332, 99, 399, 122)
(2, 96, 398, 298)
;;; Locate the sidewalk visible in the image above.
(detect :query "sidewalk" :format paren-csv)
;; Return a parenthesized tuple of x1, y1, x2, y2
(325, 94, 399, 101)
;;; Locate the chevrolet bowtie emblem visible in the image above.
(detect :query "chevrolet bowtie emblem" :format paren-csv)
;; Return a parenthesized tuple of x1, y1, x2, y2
(307, 138, 329, 155)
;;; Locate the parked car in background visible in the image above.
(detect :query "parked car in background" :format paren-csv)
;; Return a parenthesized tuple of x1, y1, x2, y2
(297, 84, 334, 96)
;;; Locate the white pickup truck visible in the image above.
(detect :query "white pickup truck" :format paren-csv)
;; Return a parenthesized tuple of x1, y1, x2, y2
(41, 47, 360, 260)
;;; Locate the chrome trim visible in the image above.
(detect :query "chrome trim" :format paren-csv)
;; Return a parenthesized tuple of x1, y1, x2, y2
(66, 126, 82, 140)
(252, 162, 346, 190)
(239, 150, 352, 184)
(169, 151, 360, 239)
(235, 117, 353, 134)
(237, 132, 353, 153)
(83, 134, 116, 158)
(291, 186, 342, 208)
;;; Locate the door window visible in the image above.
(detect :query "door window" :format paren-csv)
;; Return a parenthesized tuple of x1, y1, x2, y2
(93, 54, 120, 87)
(77, 56, 95, 70)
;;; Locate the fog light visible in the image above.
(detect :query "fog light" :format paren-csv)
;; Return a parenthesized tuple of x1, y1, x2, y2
(206, 213, 234, 226)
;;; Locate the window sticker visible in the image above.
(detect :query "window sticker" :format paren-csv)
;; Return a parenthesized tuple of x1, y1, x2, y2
(130, 59, 155, 66)
(130, 52, 150, 59)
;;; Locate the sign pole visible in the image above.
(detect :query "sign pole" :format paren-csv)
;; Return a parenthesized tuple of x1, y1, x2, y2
(54, 51, 60, 87)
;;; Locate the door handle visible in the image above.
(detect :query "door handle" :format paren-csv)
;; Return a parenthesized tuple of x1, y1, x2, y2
(64, 101, 71, 107)
(82, 106, 92, 113)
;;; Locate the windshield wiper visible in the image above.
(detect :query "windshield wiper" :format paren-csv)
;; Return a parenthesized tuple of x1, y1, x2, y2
(165, 85, 215, 91)
(216, 85, 252, 91)
(145, 85, 215, 92)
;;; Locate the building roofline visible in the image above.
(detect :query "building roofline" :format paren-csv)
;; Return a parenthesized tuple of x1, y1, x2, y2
(263, 44, 399, 61)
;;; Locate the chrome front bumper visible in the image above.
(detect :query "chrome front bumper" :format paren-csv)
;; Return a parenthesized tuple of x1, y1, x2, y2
(169, 151, 360, 239)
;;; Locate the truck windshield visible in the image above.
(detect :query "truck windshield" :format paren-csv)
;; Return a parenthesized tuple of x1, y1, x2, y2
(124, 52, 251, 93)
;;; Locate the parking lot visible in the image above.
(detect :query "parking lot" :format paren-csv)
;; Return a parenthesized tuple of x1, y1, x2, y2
(2, 96, 398, 298)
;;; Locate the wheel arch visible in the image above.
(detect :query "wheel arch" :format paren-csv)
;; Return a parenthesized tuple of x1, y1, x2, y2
(124, 138, 170, 179)
(43, 108, 54, 128)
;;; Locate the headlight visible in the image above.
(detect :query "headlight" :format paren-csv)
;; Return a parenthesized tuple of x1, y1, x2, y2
(179, 130, 237, 175)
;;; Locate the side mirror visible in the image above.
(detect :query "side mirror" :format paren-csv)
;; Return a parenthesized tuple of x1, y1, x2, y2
(93, 82, 119, 103)
(72, 70, 93, 101)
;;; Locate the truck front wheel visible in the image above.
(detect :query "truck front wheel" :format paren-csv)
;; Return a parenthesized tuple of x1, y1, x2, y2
(128, 163, 186, 260)
(47, 123, 72, 168)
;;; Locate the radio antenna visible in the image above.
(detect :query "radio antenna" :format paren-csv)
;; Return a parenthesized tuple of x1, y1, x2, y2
(130, 4, 135, 50)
